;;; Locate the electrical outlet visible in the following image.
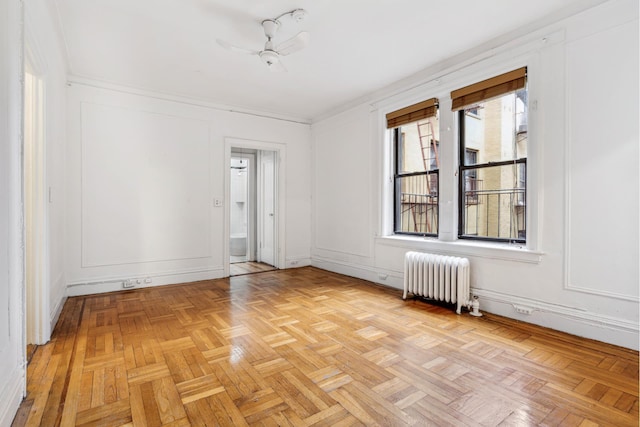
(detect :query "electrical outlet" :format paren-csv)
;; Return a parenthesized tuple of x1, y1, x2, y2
(513, 304, 534, 315)
(123, 279, 134, 289)
(289, 260, 298, 266)
(144, 277, 152, 284)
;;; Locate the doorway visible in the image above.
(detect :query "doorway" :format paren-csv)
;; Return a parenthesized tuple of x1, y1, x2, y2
(227, 145, 280, 277)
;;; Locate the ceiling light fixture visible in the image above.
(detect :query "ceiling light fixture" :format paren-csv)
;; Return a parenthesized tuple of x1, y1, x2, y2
(217, 9, 309, 72)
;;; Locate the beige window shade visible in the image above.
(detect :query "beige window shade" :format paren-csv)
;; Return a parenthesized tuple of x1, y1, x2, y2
(451, 67, 527, 111)
(386, 98, 438, 129)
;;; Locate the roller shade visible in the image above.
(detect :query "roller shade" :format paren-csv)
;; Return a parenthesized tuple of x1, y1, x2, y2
(386, 98, 438, 129)
(451, 67, 527, 111)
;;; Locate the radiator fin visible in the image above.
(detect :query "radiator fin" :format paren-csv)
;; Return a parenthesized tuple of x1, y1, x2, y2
(403, 251, 471, 314)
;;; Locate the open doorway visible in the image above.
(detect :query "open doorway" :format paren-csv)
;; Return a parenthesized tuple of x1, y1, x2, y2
(228, 146, 280, 277)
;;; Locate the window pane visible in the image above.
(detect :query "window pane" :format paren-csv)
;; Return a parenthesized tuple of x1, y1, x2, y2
(462, 89, 527, 165)
(395, 173, 438, 235)
(396, 116, 440, 173)
(461, 163, 526, 241)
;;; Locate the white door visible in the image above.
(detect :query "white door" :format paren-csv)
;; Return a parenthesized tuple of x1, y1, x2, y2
(258, 150, 276, 266)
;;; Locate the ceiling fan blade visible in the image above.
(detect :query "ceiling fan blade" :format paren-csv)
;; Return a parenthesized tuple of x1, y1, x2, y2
(216, 39, 259, 55)
(275, 31, 309, 56)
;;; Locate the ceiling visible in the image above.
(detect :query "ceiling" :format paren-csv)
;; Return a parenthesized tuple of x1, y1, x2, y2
(52, 0, 602, 121)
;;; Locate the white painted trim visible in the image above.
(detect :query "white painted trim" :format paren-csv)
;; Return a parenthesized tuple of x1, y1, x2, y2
(49, 273, 67, 334)
(311, 256, 404, 290)
(24, 15, 53, 345)
(371, 47, 548, 256)
(66, 267, 226, 297)
(563, 285, 639, 303)
(375, 236, 543, 264)
(68, 77, 311, 125)
(284, 256, 311, 268)
(0, 371, 24, 427)
(561, 16, 639, 304)
(472, 288, 640, 350)
(224, 138, 287, 276)
(23, 69, 51, 345)
(311, 257, 639, 350)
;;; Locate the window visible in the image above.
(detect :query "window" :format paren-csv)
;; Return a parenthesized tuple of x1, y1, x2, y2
(387, 98, 439, 236)
(453, 67, 528, 243)
(464, 149, 479, 205)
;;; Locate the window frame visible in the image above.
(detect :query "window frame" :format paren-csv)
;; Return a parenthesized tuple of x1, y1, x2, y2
(393, 127, 439, 237)
(457, 98, 528, 244)
(381, 63, 539, 256)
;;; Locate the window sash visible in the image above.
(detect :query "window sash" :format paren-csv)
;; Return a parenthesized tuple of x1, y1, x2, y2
(394, 170, 439, 236)
(458, 160, 527, 243)
(457, 100, 527, 243)
(394, 127, 439, 236)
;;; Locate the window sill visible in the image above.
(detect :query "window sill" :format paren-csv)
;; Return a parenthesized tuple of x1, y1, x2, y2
(376, 235, 543, 264)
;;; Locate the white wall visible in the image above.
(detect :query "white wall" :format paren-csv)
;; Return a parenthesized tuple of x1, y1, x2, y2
(65, 83, 311, 295)
(0, 0, 25, 425)
(24, 0, 69, 343)
(311, 0, 639, 349)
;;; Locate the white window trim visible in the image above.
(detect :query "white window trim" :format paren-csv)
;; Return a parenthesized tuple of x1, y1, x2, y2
(378, 53, 544, 262)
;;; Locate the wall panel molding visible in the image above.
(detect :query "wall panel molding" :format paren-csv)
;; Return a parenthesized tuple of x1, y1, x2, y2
(80, 101, 212, 267)
(562, 19, 639, 303)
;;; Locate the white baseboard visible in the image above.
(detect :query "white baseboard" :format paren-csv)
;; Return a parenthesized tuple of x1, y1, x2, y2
(311, 256, 404, 290)
(50, 284, 67, 337)
(311, 256, 639, 351)
(285, 256, 311, 269)
(0, 369, 24, 427)
(66, 267, 226, 297)
(472, 289, 640, 351)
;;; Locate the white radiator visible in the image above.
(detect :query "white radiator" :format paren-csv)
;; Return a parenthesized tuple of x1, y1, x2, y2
(403, 251, 480, 315)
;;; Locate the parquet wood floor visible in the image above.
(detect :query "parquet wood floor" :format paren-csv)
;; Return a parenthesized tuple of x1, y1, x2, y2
(13, 267, 639, 426)
(230, 262, 276, 277)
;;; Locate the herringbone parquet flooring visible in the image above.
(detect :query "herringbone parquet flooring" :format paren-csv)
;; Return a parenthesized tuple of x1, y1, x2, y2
(13, 267, 639, 426)
(230, 262, 276, 277)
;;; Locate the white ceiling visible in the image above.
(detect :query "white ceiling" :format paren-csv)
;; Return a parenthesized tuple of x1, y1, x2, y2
(52, 0, 602, 121)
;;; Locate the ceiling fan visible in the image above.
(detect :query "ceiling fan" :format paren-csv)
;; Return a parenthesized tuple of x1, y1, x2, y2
(217, 9, 309, 72)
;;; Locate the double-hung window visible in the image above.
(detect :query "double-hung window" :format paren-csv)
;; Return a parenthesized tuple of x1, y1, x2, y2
(452, 67, 528, 243)
(387, 98, 440, 236)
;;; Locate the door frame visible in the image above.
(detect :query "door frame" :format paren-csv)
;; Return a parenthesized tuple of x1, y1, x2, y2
(24, 29, 51, 345)
(224, 138, 286, 276)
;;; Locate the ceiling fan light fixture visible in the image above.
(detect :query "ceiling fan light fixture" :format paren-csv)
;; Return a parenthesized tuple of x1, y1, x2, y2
(259, 50, 280, 67)
(218, 8, 308, 72)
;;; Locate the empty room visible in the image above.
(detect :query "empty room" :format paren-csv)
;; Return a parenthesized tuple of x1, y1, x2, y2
(1, 0, 638, 425)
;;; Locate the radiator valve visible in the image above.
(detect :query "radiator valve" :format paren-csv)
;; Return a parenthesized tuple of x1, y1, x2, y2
(469, 296, 482, 317)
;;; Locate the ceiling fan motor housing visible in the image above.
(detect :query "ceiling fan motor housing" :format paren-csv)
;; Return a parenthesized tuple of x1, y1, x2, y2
(262, 19, 280, 39)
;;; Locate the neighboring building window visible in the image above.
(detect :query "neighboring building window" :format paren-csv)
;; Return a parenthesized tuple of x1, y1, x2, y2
(452, 67, 528, 243)
(464, 149, 479, 205)
(386, 98, 439, 236)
